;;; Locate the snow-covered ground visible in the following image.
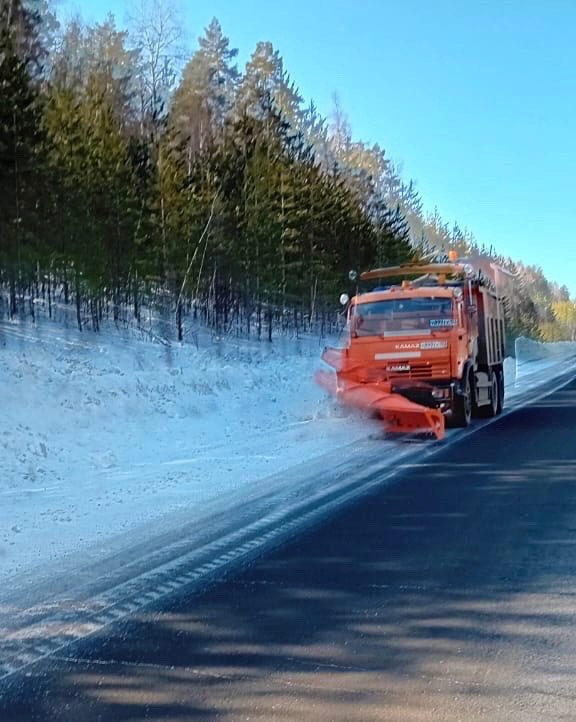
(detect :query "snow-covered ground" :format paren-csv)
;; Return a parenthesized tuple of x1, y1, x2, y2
(1, 315, 575, 583)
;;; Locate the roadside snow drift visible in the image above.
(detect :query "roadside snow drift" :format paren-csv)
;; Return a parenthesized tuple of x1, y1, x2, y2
(0, 318, 368, 579)
(1, 316, 575, 582)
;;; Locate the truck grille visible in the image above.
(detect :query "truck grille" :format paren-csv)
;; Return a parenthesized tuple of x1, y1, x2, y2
(386, 362, 448, 380)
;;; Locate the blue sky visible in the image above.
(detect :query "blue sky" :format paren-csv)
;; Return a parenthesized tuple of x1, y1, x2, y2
(59, 0, 576, 295)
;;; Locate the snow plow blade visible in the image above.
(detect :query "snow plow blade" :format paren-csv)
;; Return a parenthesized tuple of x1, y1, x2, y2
(316, 348, 445, 441)
(356, 387, 445, 440)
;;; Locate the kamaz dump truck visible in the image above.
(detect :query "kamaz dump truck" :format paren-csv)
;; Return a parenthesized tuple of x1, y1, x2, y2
(317, 257, 506, 440)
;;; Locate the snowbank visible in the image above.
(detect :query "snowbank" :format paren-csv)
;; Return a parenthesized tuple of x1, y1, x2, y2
(513, 336, 576, 384)
(0, 318, 369, 579)
(1, 318, 575, 582)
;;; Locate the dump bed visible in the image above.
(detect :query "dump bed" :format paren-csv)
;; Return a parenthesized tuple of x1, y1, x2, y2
(474, 285, 505, 367)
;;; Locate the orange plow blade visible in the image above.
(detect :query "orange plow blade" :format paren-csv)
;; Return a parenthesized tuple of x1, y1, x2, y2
(316, 348, 445, 441)
(356, 386, 445, 440)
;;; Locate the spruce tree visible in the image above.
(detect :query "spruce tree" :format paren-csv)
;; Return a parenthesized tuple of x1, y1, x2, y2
(170, 18, 238, 155)
(0, 1, 45, 316)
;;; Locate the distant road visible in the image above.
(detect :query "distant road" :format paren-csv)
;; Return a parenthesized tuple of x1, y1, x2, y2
(2, 378, 576, 721)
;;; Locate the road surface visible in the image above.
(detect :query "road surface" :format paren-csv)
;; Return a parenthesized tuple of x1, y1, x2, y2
(2, 379, 576, 720)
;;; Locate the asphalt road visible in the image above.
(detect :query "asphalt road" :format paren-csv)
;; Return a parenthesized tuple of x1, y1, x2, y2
(2, 378, 576, 721)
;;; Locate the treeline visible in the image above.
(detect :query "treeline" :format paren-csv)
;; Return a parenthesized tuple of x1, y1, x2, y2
(0, 1, 573, 342)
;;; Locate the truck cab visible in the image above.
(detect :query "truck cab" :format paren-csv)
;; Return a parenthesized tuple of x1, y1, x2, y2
(340, 262, 506, 427)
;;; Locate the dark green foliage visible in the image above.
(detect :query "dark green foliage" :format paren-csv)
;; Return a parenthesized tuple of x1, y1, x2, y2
(0, 1, 47, 315)
(1, 12, 554, 343)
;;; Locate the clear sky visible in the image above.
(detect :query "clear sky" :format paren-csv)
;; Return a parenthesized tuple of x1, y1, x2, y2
(58, 0, 576, 295)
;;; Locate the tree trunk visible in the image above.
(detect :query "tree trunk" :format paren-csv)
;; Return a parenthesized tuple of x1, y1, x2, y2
(75, 271, 82, 331)
(176, 297, 183, 341)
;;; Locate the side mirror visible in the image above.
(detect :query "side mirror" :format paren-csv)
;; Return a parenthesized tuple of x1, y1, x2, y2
(348, 270, 358, 282)
(339, 293, 350, 306)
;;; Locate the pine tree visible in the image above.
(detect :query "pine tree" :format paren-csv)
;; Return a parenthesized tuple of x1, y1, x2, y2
(0, 0, 46, 316)
(238, 41, 303, 129)
(50, 15, 140, 131)
(170, 18, 238, 155)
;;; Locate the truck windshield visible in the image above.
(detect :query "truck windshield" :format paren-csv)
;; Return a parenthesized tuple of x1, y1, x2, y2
(351, 297, 455, 337)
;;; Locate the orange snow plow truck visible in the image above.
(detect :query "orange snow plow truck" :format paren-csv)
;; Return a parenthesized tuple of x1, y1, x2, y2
(317, 256, 506, 441)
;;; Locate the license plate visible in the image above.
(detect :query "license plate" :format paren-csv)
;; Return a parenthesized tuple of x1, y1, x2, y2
(420, 340, 448, 350)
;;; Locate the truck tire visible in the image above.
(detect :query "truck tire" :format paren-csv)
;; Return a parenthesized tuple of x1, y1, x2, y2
(496, 368, 504, 415)
(478, 369, 499, 418)
(452, 371, 473, 427)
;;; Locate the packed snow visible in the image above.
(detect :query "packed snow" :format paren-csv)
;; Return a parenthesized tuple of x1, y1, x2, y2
(1, 314, 575, 583)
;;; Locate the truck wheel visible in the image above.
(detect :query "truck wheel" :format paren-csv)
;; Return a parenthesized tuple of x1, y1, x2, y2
(452, 371, 473, 427)
(496, 369, 504, 415)
(479, 369, 499, 418)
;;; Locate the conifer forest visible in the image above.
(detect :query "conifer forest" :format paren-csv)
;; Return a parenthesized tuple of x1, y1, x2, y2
(1, 0, 575, 344)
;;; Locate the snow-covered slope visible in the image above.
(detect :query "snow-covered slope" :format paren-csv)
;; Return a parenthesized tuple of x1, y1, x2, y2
(1, 317, 575, 582)
(0, 318, 368, 579)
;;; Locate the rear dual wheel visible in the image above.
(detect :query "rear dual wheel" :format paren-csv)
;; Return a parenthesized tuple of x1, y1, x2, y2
(484, 370, 499, 418)
(478, 369, 503, 418)
(452, 368, 504, 427)
(496, 368, 504, 415)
